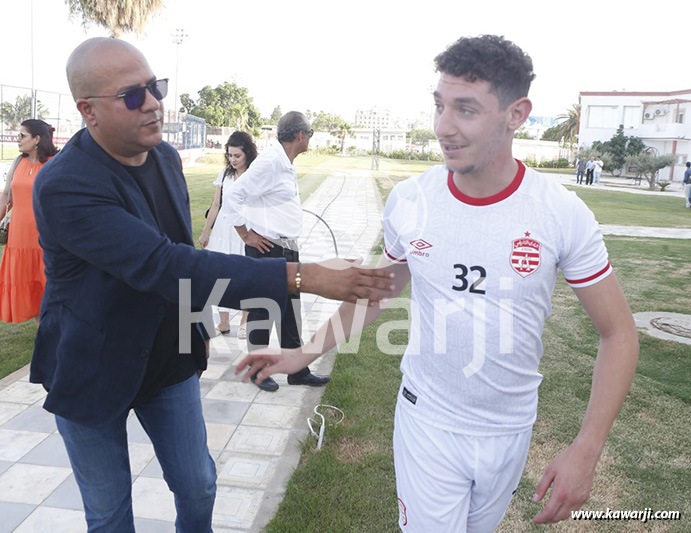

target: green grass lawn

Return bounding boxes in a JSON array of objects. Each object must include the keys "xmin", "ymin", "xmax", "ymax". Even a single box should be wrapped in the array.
[{"xmin": 565, "ymin": 186, "xmax": 691, "ymax": 229}]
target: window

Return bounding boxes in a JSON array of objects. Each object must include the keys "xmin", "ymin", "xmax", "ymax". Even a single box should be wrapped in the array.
[
  {"xmin": 677, "ymin": 111, "xmax": 685, "ymax": 124},
  {"xmin": 588, "ymin": 106, "xmax": 618, "ymax": 128},
  {"xmin": 623, "ymin": 106, "xmax": 641, "ymax": 129}
]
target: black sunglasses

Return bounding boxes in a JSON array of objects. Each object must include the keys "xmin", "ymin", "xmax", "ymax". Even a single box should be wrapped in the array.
[{"xmin": 86, "ymin": 78, "xmax": 169, "ymax": 110}]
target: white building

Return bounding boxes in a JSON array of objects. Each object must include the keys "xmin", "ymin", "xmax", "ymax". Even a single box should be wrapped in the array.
[
  {"xmin": 512, "ymin": 139, "xmax": 568, "ymax": 163},
  {"xmin": 354, "ymin": 107, "xmax": 392, "ymax": 129},
  {"xmin": 348, "ymin": 128, "xmax": 407, "ymax": 153},
  {"xmin": 579, "ymin": 89, "xmax": 691, "ymax": 181}
]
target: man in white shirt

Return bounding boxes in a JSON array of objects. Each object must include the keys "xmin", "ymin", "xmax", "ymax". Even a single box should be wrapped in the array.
[
  {"xmin": 585, "ymin": 157, "xmax": 595, "ymax": 185},
  {"xmin": 593, "ymin": 156, "xmax": 604, "ymax": 185},
  {"xmin": 226, "ymin": 111, "xmax": 330, "ymax": 391},
  {"xmin": 236, "ymin": 35, "xmax": 639, "ymax": 531}
]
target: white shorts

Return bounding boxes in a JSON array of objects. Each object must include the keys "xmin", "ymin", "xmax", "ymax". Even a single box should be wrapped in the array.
[{"xmin": 393, "ymin": 397, "xmax": 532, "ymax": 532}]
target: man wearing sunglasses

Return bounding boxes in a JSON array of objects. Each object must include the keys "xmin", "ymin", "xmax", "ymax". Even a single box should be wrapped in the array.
[
  {"xmin": 30, "ymin": 37, "xmax": 394, "ymax": 533},
  {"xmin": 225, "ymin": 111, "xmax": 326, "ymax": 392}
]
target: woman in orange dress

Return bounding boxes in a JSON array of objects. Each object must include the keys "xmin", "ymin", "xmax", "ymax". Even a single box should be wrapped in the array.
[{"xmin": 0, "ymin": 119, "xmax": 59, "ymax": 323}]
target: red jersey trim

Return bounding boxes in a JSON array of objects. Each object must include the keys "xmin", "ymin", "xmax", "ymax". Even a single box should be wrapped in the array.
[
  {"xmin": 565, "ymin": 262, "xmax": 611, "ymax": 285},
  {"xmin": 447, "ymin": 160, "xmax": 526, "ymax": 206},
  {"xmin": 385, "ymin": 248, "xmax": 407, "ymax": 263}
]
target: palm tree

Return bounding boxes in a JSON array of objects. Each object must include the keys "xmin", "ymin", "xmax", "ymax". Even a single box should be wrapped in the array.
[
  {"xmin": 333, "ymin": 121, "xmax": 352, "ymax": 154},
  {"xmin": 0, "ymin": 96, "xmax": 48, "ymax": 130},
  {"xmin": 554, "ymin": 103, "xmax": 581, "ymax": 148},
  {"xmin": 66, "ymin": 0, "xmax": 165, "ymax": 37}
]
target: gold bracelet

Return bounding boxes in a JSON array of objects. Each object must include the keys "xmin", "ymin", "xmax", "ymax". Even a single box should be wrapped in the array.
[{"xmin": 295, "ymin": 262, "xmax": 301, "ymax": 295}]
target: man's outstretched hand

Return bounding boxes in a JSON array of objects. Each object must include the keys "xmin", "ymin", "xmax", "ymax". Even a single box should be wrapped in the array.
[
  {"xmin": 235, "ymin": 348, "xmax": 306, "ymax": 384},
  {"xmin": 299, "ymin": 258, "xmax": 395, "ymax": 304}
]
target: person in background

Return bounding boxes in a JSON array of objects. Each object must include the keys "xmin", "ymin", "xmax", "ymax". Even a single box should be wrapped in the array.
[
  {"xmin": 585, "ymin": 156, "xmax": 595, "ymax": 185},
  {"xmin": 0, "ymin": 119, "xmax": 59, "ymax": 323},
  {"xmin": 226, "ymin": 111, "xmax": 330, "ymax": 392},
  {"xmin": 593, "ymin": 155, "xmax": 603, "ymax": 185},
  {"xmin": 683, "ymin": 161, "xmax": 691, "ymax": 209},
  {"xmin": 199, "ymin": 131, "xmax": 255, "ymax": 338},
  {"xmin": 575, "ymin": 156, "xmax": 586, "ymax": 184}
]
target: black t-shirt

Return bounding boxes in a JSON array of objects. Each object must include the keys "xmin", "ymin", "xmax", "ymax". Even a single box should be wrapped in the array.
[{"xmin": 124, "ymin": 154, "xmax": 197, "ymax": 406}]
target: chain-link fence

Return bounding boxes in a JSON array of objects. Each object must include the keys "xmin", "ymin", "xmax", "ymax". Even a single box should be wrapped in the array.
[
  {"xmin": 1, "ymin": 85, "xmax": 205, "ymax": 159},
  {"xmin": 0, "ymin": 85, "xmax": 83, "ymax": 160},
  {"xmin": 163, "ymin": 110, "xmax": 205, "ymax": 150}
]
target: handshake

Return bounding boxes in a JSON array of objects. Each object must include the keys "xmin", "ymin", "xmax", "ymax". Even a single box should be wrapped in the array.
[{"xmin": 286, "ymin": 257, "xmax": 395, "ymax": 304}]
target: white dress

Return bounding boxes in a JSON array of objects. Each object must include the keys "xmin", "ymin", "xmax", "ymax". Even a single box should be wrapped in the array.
[
  {"xmin": 207, "ymin": 169, "xmax": 245, "ymax": 313},
  {"xmin": 207, "ymin": 169, "xmax": 245, "ymax": 256}
]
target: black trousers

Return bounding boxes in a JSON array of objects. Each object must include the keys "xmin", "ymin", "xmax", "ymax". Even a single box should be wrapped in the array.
[{"xmin": 245, "ymin": 243, "xmax": 309, "ymax": 379}]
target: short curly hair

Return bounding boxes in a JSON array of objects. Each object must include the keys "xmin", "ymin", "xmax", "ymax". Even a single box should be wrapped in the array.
[{"xmin": 434, "ymin": 35, "xmax": 535, "ymax": 109}]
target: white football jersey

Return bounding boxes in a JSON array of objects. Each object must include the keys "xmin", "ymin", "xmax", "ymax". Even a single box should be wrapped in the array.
[{"xmin": 384, "ymin": 162, "xmax": 611, "ymax": 436}]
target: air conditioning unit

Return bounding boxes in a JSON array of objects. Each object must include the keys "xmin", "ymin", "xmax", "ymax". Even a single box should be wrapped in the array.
[
  {"xmin": 644, "ymin": 112, "xmax": 653, "ymax": 119},
  {"xmin": 654, "ymin": 108, "xmax": 668, "ymax": 116}
]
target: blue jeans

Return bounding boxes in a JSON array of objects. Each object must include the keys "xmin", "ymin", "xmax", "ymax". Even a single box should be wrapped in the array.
[{"xmin": 56, "ymin": 375, "xmax": 216, "ymax": 532}]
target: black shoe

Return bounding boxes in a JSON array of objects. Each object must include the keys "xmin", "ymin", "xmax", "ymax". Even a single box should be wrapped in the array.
[
  {"xmin": 287, "ymin": 373, "xmax": 331, "ymax": 387},
  {"xmin": 251, "ymin": 375, "xmax": 279, "ymax": 392}
]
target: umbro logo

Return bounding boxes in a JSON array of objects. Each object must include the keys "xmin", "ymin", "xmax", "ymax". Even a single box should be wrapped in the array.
[{"xmin": 410, "ymin": 239, "xmax": 433, "ymax": 250}]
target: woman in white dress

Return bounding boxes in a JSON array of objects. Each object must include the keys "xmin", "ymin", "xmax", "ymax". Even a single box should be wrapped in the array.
[{"xmin": 199, "ymin": 131, "xmax": 258, "ymax": 338}]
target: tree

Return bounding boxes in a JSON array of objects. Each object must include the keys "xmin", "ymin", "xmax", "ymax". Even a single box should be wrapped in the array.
[
  {"xmin": 541, "ymin": 125, "xmax": 561, "ymax": 142},
  {"xmin": 311, "ymin": 112, "xmax": 352, "ymax": 153},
  {"xmin": 182, "ymin": 82, "xmax": 262, "ymax": 134},
  {"xmin": 592, "ymin": 125, "xmax": 645, "ymax": 174},
  {"xmin": 269, "ymin": 106, "xmax": 282, "ymax": 124},
  {"xmin": 514, "ymin": 128, "xmax": 532, "ymax": 140},
  {"xmin": 0, "ymin": 95, "xmax": 49, "ymax": 130},
  {"xmin": 179, "ymin": 93, "xmax": 195, "ymax": 114},
  {"xmin": 332, "ymin": 121, "xmax": 352, "ymax": 154},
  {"xmin": 407, "ymin": 129, "xmax": 436, "ymax": 152},
  {"xmin": 65, "ymin": 0, "xmax": 165, "ymax": 38},
  {"xmin": 312, "ymin": 112, "xmax": 344, "ymax": 132},
  {"xmin": 625, "ymin": 153, "xmax": 676, "ymax": 190},
  {"xmin": 553, "ymin": 103, "xmax": 580, "ymax": 147}
]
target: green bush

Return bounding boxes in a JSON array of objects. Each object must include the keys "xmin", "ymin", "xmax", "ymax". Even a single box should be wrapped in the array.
[
  {"xmin": 379, "ymin": 150, "xmax": 443, "ymax": 162},
  {"xmin": 536, "ymin": 158, "xmax": 570, "ymax": 169}
]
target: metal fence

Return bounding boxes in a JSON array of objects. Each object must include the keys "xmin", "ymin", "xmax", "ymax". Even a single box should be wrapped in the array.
[
  {"xmin": 0, "ymin": 85, "xmax": 82, "ymax": 159},
  {"xmin": 1, "ymin": 84, "xmax": 205, "ymax": 158}
]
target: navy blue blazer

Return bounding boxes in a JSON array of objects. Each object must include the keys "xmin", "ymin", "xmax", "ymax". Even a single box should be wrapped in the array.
[{"xmin": 31, "ymin": 129, "xmax": 287, "ymax": 425}]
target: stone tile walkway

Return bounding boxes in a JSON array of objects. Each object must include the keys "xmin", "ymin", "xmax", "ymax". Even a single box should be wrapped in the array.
[{"xmin": 0, "ymin": 170, "xmax": 383, "ymax": 532}]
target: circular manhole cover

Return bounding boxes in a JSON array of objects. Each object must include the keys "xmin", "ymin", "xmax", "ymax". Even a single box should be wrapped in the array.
[
  {"xmin": 633, "ymin": 312, "xmax": 691, "ymax": 345},
  {"xmin": 650, "ymin": 316, "xmax": 691, "ymax": 339}
]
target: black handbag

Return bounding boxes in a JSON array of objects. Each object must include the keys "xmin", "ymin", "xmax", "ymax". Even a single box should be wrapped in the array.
[{"xmin": 0, "ymin": 156, "xmax": 22, "ymax": 245}]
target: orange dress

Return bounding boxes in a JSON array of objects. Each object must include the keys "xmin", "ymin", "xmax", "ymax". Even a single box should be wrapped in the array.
[{"xmin": 0, "ymin": 157, "xmax": 47, "ymax": 322}]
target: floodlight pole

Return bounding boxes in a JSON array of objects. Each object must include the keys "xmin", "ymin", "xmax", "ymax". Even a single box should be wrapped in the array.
[
  {"xmin": 30, "ymin": 0, "xmax": 36, "ymax": 119},
  {"xmin": 172, "ymin": 29, "xmax": 187, "ymax": 125}
]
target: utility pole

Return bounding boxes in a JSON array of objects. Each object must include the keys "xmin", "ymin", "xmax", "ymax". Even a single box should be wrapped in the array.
[
  {"xmin": 30, "ymin": 0, "xmax": 36, "ymax": 119},
  {"xmin": 171, "ymin": 28, "xmax": 188, "ymax": 145},
  {"xmin": 371, "ymin": 128, "xmax": 380, "ymax": 171}
]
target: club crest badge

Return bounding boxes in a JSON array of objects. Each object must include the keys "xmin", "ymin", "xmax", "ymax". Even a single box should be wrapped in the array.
[{"xmin": 510, "ymin": 234, "xmax": 541, "ymax": 277}]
